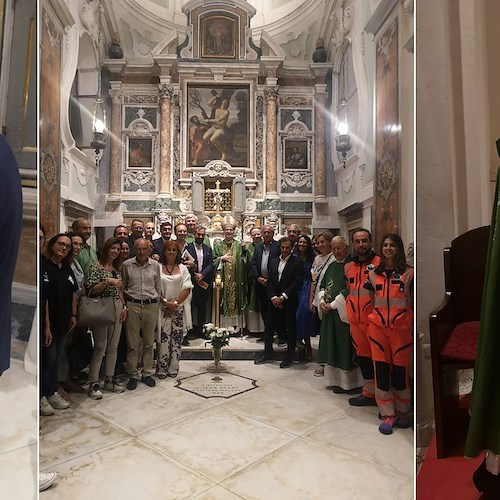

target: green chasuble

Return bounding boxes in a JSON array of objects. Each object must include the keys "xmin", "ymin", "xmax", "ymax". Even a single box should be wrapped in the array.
[
  {"xmin": 213, "ymin": 238, "xmax": 248, "ymax": 317},
  {"xmin": 317, "ymin": 257, "xmax": 357, "ymax": 371},
  {"xmin": 465, "ymin": 168, "xmax": 500, "ymax": 457}
]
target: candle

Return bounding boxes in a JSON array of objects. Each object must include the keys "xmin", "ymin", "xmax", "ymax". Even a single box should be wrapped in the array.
[{"xmin": 215, "ymin": 273, "xmax": 222, "ymax": 287}]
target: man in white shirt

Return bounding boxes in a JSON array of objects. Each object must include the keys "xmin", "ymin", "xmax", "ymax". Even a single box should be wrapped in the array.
[
  {"xmin": 254, "ymin": 237, "xmax": 304, "ymax": 368},
  {"xmin": 186, "ymin": 225, "xmax": 214, "ymax": 338}
]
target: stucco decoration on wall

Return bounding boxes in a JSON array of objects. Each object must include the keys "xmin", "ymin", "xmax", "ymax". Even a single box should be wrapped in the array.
[
  {"xmin": 78, "ymin": 0, "xmax": 100, "ymax": 45},
  {"xmin": 43, "ymin": 11, "xmax": 61, "ymax": 48},
  {"xmin": 133, "ymin": 29, "xmax": 158, "ymax": 56},
  {"xmin": 265, "ymin": 213, "xmax": 281, "ymax": 233},
  {"xmin": 124, "ymin": 95, "xmax": 158, "ymax": 104},
  {"xmin": 340, "ymin": 168, "xmax": 355, "ymax": 193},
  {"xmin": 72, "ymin": 161, "xmax": 89, "ymax": 187},
  {"xmin": 401, "ymin": 0, "xmax": 414, "ymax": 16},
  {"xmin": 279, "ymin": 96, "xmax": 312, "ymax": 107},
  {"xmin": 330, "ymin": 2, "xmax": 353, "ymax": 55},
  {"xmin": 41, "ymin": 149, "xmax": 58, "ymax": 190},
  {"xmin": 179, "ymin": 28, "xmax": 193, "ymax": 59},
  {"xmin": 280, "ymin": 27, "xmax": 311, "ymax": 60},
  {"xmin": 245, "ymin": 198, "xmax": 257, "ymax": 213}
]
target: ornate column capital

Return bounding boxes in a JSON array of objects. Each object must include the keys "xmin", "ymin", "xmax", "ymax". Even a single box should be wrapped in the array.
[
  {"xmin": 108, "ymin": 89, "xmax": 122, "ymax": 104},
  {"xmin": 159, "ymin": 84, "xmax": 174, "ymax": 100},
  {"xmin": 264, "ymin": 86, "xmax": 279, "ymax": 101},
  {"xmin": 314, "ymin": 91, "xmax": 328, "ymax": 105}
]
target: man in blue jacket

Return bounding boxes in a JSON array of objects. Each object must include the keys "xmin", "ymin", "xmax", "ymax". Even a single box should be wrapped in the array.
[{"xmin": 0, "ymin": 135, "xmax": 22, "ymax": 376}]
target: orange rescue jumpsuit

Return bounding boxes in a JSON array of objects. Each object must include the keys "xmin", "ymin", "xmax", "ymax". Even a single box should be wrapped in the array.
[
  {"xmin": 344, "ymin": 253, "xmax": 380, "ymax": 398},
  {"xmin": 365, "ymin": 267, "xmax": 414, "ymax": 417}
]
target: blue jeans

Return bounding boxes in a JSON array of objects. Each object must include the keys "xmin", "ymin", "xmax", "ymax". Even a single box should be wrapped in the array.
[{"xmin": 41, "ymin": 331, "xmax": 66, "ymax": 397}]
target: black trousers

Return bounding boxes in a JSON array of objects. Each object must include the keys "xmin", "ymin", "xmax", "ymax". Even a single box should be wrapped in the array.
[
  {"xmin": 263, "ymin": 300, "xmax": 297, "ymax": 358},
  {"xmin": 192, "ymin": 285, "xmax": 210, "ymax": 333}
]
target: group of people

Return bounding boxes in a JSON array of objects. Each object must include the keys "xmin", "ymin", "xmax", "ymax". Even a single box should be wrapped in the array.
[
  {"xmin": 39, "ymin": 214, "xmax": 413, "ymax": 435},
  {"xmin": 253, "ymin": 227, "xmax": 414, "ymax": 435}
]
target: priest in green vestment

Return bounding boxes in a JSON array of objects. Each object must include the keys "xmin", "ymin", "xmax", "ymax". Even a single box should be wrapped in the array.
[
  {"xmin": 465, "ymin": 167, "xmax": 500, "ymax": 497},
  {"xmin": 317, "ymin": 236, "xmax": 363, "ymax": 392},
  {"xmin": 213, "ymin": 218, "xmax": 248, "ymax": 330}
]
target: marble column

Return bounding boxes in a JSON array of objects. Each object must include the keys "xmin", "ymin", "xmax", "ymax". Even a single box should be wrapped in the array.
[
  {"xmin": 264, "ymin": 86, "xmax": 279, "ymax": 196},
  {"xmin": 159, "ymin": 84, "xmax": 173, "ymax": 195},
  {"xmin": 314, "ymin": 88, "xmax": 328, "ymax": 201},
  {"xmin": 109, "ymin": 89, "xmax": 122, "ymax": 197}
]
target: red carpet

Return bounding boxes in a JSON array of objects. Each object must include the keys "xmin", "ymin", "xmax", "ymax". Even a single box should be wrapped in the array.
[{"xmin": 417, "ymin": 435, "xmax": 483, "ymax": 499}]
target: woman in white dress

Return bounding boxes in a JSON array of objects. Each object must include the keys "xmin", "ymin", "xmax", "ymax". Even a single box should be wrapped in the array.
[{"xmin": 157, "ymin": 240, "xmax": 193, "ymax": 378}]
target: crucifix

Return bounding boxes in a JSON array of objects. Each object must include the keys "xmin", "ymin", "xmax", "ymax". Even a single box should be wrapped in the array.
[{"xmin": 206, "ymin": 179, "xmax": 231, "ymax": 213}]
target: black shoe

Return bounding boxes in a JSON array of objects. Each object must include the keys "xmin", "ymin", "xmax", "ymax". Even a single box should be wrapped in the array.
[
  {"xmin": 141, "ymin": 375, "xmax": 156, "ymax": 387},
  {"xmin": 348, "ymin": 394, "xmax": 377, "ymax": 407},
  {"xmin": 256, "ymin": 336, "xmax": 265, "ymax": 342},
  {"xmin": 277, "ymin": 338, "xmax": 287, "ymax": 346},
  {"xmin": 332, "ymin": 386, "xmax": 363, "ymax": 395},
  {"xmin": 280, "ymin": 358, "xmax": 293, "ymax": 369},
  {"xmin": 127, "ymin": 378, "xmax": 138, "ymax": 390},
  {"xmin": 254, "ymin": 354, "xmax": 273, "ymax": 365},
  {"xmin": 182, "ymin": 338, "xmax": 190, "ymax": 346}
]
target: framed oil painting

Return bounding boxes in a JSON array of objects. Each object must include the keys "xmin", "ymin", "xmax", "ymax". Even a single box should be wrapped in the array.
[
  {"xmin": 283, "ymin": 140, "xmax": 308, "ymax": 170},
  {"xmin": 128, "ymin": 138, "xmax": 152, "ymax": 168},
  {"xmin": 201, "ymin": 15, "xmax": 237, "ymax": 59},
  {"xmin": 187, "ymin": 83, "xmax": 249, "ymax": 168}
]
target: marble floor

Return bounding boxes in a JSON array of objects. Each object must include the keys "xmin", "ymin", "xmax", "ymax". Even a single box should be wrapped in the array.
[
  {"xmin": 40, "ymin": 359, "xmax": 415, "ymax": 499},
  {"xmin": 0, "ymin": 358, "xmax": 37, "ymax": 499}
]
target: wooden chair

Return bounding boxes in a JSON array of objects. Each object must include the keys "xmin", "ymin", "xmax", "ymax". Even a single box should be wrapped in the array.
[{"xmin": 429, "ymin": 225, "xmax": 490, "ymax": 458}]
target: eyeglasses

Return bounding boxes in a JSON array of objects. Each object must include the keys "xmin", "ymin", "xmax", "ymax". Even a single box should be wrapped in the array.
[
  {"xmin": 56, "ymin": 242, "xmax": 71, "ymax": 249},
  {"xmin": 72, "ymin": 242, "xmax": 83, "ymax": 248}
]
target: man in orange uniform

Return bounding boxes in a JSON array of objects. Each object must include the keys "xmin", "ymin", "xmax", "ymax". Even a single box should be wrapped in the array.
[{"xmin": 344, "ymin": 229, "xmax": 380, "ymax": 406}]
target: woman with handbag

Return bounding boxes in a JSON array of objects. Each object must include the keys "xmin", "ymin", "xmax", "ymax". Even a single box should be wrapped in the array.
[
  {"xmin": 40, "ymin": 233, "xmax": 78, "ymax": 416},
  {"xmin": 156, "ymin": 240, "xmax": 193, "ymax": 378},
  {"xmin": 86, "ymin": 237, "xmax": 128, "ymax": 399}
]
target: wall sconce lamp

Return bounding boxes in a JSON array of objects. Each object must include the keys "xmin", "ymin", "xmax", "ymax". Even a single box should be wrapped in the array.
[
  {"xmin": 336, "ymin": 99, "xmax": 351, "ymax": 167},
  {"xmin": 90, "ymin": 96, "xmax": 107, "ymax": 165}
]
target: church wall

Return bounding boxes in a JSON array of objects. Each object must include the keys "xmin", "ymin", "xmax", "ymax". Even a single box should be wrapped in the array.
[
  {"xmin": 416, "ymin": 0, "xmax": 494, "ymax": 446},
  {"xmin": 40, "ymin": 2, "xmax": 64, "ymax": 239}
]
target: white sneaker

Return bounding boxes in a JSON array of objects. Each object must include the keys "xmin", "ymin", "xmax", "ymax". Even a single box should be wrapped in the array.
[
  {"xmin": 40, "ymin": 396, "xmax": 54, "ymax": 416},
  {"xmin": 103, "ymin": 380, "xmax": 124, "ymax": 393},
  {"xmin": 39, "ymin": 472, "xmax": 57, "ymax": 492},
  {"xmin": 47, "ymin": 392, "xmax": 70, "ymax": 409},
  {"xmin": 88, "ymin": 383, "xmax": 103, "ymax": 400}
]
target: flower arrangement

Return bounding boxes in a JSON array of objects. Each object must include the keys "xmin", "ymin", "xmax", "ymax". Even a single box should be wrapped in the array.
[{"xmin": 202, "ymin": 323, "xmax": 232, "ymax": 350}]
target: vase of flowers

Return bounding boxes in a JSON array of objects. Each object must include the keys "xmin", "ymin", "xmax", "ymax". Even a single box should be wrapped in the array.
[{"xmin": 203, "ymin": 323, "xmax": 231, "ymax": 372}]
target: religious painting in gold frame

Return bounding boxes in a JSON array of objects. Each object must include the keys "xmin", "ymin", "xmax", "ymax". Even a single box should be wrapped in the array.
[
  {"xmin": 187, "ymin": 83, "xmax": 250, "ymax": 168},
  {"xmin": 200, "ymin": 15, "xmax": 237, "ymax": 59}
]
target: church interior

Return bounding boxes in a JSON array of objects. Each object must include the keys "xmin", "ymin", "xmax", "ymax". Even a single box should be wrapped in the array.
[{"xmin": 0, "ymin": 0, "xmax": 417, "ymax": 497}]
